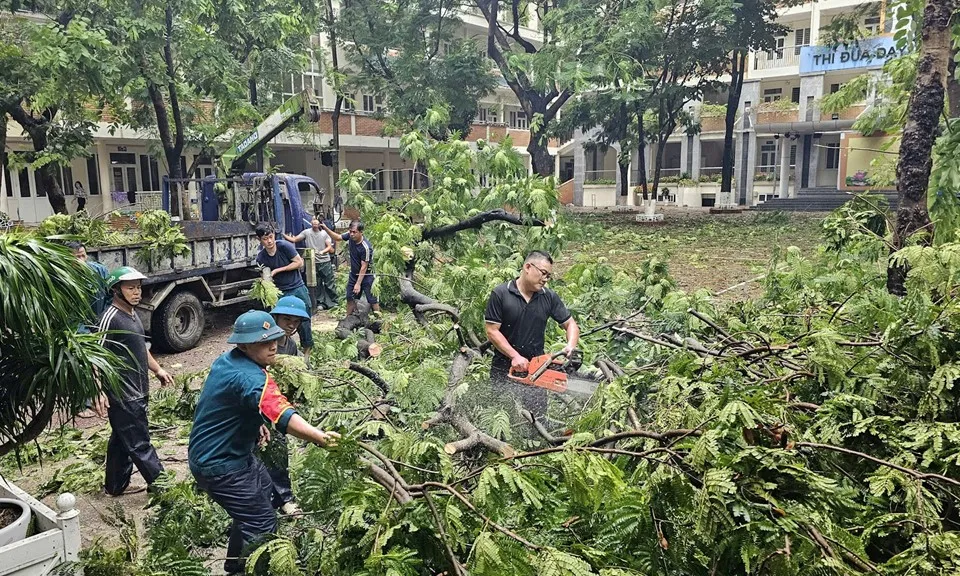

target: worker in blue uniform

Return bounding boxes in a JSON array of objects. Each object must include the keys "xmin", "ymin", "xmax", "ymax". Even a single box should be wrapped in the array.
[{"xmin": 188, "ymin": 310, "xmax": 340, "ymax": 574}]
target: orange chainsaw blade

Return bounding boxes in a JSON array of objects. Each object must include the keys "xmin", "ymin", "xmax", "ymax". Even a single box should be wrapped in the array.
[{"xmin": 507, "ymin": 354, "xmax": 569, "ymax": 393}]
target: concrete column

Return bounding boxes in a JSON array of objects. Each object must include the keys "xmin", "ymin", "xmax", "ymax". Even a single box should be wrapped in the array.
[
  {"xmin": 799, "ymin": 73, "xmax": 825, "ymax": 122},
  {"xmin": 383, "ymin": 151, "xmax": 391, "ymax": 197},
  {"xmin": 56, "ymin": 493, "xmax": 82, "ymax": 562},
  {"xmin": 691, "ymin": 134, "xmax": 702, "ymax": 179},
  {"xmin": 809, "ymin": 134, "xmax": 821, "ymax": 188},
  {"xmin": 779, "ymin": 138, "xmax": 791, "ymax": 198},
  {"xmin": 573, "ymin": 129, "xmax": 585, "ymax": 206},
  {"xmin": 96, "ymin": 141, "xmax": 114, "ymax": 212},
  {"xmin": 734, "ymin": 80, "xmax": 761, "ymax": 206},
  {"xmin": 0, "ymin": 162, "xmax": 7, "ymax": 217},
  {"xmin": 680, "ymin": 135, "xmax": 691, "ymax": 178},
  {"xmin": 809, "ymin": 6, "xmax": 822, "ymax": 46}
]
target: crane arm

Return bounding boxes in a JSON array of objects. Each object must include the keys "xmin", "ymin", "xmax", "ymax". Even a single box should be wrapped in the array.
[{"xmin": 221, "ymin": 91, "xmax": 321, "ymax": 175}]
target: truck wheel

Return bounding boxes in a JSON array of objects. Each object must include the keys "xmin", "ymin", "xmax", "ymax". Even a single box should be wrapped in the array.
[{"xmin": 154, "ymin": 290, "xmax": 205, "ymax": 352}]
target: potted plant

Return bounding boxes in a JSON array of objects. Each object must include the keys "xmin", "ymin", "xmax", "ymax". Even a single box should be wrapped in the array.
[
  {"xmin": 0, "ymin": 498, "xmax": 30, "ymax": 548},
  {"xmin": 0, "ymin": 233, "xmax": 121, "ymax": 571}
]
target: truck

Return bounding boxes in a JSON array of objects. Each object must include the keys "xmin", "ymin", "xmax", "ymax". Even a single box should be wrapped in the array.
[{"xmin": 88, "ymin": 92, "xmax": 335, "ymax": 352}]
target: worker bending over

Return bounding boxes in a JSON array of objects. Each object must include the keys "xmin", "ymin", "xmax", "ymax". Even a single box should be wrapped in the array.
[{"xmin": 188, "ymin": 310, "xmax": 339, "ymax": 574}]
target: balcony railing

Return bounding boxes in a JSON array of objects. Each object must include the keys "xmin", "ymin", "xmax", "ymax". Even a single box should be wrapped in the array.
[
  {"xmin": 753, "ymin": 47, "xmax": 806, "ymax": 71},
  {"xmin": 584, "ymin": 170, "xmax": 618, "ymax": 184}
]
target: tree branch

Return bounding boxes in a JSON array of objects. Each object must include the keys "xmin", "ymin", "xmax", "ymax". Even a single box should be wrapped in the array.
[
  {"xmin": 421, "ymin": 209, "xmax": 545, "ymax": 240},
  {"xmin": 795, "ymin": 442, "xmax": 960, "ymax": 488},
  {"xmin": 348, "ymin": 362, "xmax": 390, "ymax": 394}
]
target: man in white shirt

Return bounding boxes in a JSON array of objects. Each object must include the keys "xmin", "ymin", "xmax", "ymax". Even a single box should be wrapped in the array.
[{"xmin": 283, "ymin": 218, "xmax": 338, "ymax": 310}]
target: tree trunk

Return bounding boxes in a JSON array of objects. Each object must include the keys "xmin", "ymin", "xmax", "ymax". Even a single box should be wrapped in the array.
[
  {"xmin": 948, "ymin": 48, "xmax": 960, "ymax": 118},
  {"xmin": 721, "ymin": 50, "xmax": 746, "ymax": 195},
  {"xmin": 635, "ymin": 107, "xmax": 649, "ymax": 202},
  {"xmin": 28, "ymin": 126, "xmax": 66, "ymax": 214},
  {"xmin": 887, "ymin": 0, "xmax": 956, "ymax": 295},
  {"xmin": 0, "ymin": 114, "xmax": 6, "ymax": 214},
  {"xmin": 618, "ymin": 160, "xmax": 629, "ymax": 199},
  {"xmin": 326, "ymin": 0, "xmax": 343, "ymax": 217},
  {"xmin": 5, "ymin": 105, "xmax": 67, "ymax": 214},
  {"xmin": 249, "ymin": 76, "xmax": 264, "ymax": 172},
  {"xmin": 527, "ymin": 138, "xmax": 553, "ymax": 177}
]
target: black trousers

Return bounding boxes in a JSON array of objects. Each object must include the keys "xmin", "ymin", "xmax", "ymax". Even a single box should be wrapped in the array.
[
  {"xmin": 194, "ymin": 459, "xmax": 277, "ymax": 574},
  {"xmin": 104, "ymin": 397, "xmax": 164, "ymax": 495},
  {"xmin": 490, "ymin": 366, "xmax": 548, "ymax": 419}
]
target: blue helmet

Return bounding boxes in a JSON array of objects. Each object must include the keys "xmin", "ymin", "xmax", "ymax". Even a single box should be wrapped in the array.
[
  {"xmin": 270, "ymin": 295, "xmax": 311, "ymax": 320},
  {"xmin": 227, "ymin": 310, "xmax": 286, "ymax": 344}
]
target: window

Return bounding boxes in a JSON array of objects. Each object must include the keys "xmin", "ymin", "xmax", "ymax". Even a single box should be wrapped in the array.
[
  {"xmin": 763, "ymin": 88, "xmax": 782, "ymax": 103},
  {"xmin": 791, "ymin": 87, "xmax": 801, "ymax": 103},
  {"xmin": 140, "ymin": 155, "xmax": 161, "ymax": 191},
  {"xmin": 110, "ymin": 152, "xmax": 136, "ymax": 165},
  {"xmin": 825, "ymin": 143, "xmax": 840, "ymax": 170},
  {"xmin": 830, "ymin": 83, "xmax": 841, "ymax": 94},
  {"xmin": 364, "ymin": 169, "xmax": 384, "ymax": 192},
  {"xmin": 789, "ymin": 144, "xmax": 797, "ymax": 167},
  {"xmin": 768, "ymin": 36, "xmax": 785, "ymax": 60},
  {"xmin": 87, "ymin": 155, "xmax": 100, "ymax": 195},
  {"xmin": 281, "ymin": 49, "xmax": 323, "ymax": 101},
  {"xmin": 343, "ymin": 95, "xmax": 355, "ymax": 112},
  {"xmin": 391, "ymin": 170, "xmax": 405, "ymax": 192},
  {"xmin": 794, "ymin": 28, "xmax": 811, "ymax": 55},
  {"xmin": 509, "ymin": 110, "xmax": 528, "ymax": 129},
  {"xmin": 864, "ymin": 15, "xmax": 881, "ymax": 35},
  {"xmin": 56, "ymin": 165, "xmax": 74, "ymax": 195},
  {"xmin": 759, "ymin": 141, "xmax": 777, "ymax": 171},
  {"xmin": 478, "ymin": 106, "xmax": 499, "ymax": 124},
  {"xmin": 18, "ymin": 169, "xmax": 31, "ymax": 197},
  {"xmin": 362, "ymin": 94, "xmax": 375, "ymax": 113}
]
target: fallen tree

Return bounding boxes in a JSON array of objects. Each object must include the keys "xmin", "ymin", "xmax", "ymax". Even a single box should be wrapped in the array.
[{"xmin": 57, "ymin": 135, "xmax": 960, "ymax": 576}]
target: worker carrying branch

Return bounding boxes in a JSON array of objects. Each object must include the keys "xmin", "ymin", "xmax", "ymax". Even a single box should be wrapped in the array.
[
  {"xmin": 484, "ymin": 250, "xmax": 580, "ymax": 420},
  {"xmin": 188, "ymin": 310, "xmax": 340, "ymax": 575}
]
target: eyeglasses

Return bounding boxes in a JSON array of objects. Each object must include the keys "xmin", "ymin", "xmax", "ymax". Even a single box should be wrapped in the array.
[{"xmin": 529, "ymin": 263, "xmax": 552, "ymax": 280}]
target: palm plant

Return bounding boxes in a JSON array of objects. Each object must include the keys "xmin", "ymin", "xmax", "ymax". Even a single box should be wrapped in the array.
[{"xmin": 0, "ymin": 233, "xmax": 119, "ymax": 458}]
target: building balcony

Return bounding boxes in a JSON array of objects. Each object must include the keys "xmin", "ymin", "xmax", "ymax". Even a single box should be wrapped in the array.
[
  {"xmin": 753, "ymin": 48, "xmax": 806, "ymax": 72},
  {"xmin": 755, "ymin": 101, "xmax": 800, "ymax": 125}
]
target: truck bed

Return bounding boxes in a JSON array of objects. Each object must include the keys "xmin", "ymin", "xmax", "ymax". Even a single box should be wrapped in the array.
[{"xmin": 88, "ymin": 221, "xmax": 261, "ymax": 284}]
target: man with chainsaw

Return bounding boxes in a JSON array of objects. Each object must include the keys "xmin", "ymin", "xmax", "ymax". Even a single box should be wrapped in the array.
[
  {"xmin": 484, "ymin": 250, "xmax": 580, "ymax": 419},
  {"xmin": 189, "ymin": 310, "xmax": 340, "ymax": 575},
  {"xmin": 94, "ymin": 266, "xmax": 173, "ymax": 496}
]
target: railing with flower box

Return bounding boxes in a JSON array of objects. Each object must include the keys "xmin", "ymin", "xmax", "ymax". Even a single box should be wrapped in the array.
[{"xmin": 755, "ymin": 100, "xmax": 800, "ymax": 124}]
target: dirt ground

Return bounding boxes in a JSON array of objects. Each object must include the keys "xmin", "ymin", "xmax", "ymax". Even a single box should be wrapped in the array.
[
  {"xmin": 3, "ymin": 209, "xmax": 825, "ymax": 569},
  {"xmin": 2, "ymin": 306, "xmax": 341, "ymax": 571}
]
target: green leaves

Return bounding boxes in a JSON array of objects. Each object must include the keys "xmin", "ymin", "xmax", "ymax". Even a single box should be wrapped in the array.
[{"xmin": 536, "ymin": 547, "xmax": 597, "ymax": 576}]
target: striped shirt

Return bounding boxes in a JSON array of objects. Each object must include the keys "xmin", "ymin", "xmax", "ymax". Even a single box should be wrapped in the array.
[{"xmin": 97, "ymin": 303, "xmax": 150, "ymax": 401}]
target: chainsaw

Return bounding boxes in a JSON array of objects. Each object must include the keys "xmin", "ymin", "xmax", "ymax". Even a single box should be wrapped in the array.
[{"xmin": 507, "ymin": 350, "xmax": 601, "ymax": 396}]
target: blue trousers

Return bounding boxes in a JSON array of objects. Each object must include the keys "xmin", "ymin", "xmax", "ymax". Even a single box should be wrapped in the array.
[{"xmin": 194, "ymin": 458, "xmax": 277, "ymax": 574}]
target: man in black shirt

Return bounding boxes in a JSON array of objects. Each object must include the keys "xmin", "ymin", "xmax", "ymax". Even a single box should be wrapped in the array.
[
  {"xmin": 484, "ymin": 250, "xmax": 580, "ymax": 418},
  {"xmin": 95, "ymin": 266, "xmax": 173, "ymax": 495}
]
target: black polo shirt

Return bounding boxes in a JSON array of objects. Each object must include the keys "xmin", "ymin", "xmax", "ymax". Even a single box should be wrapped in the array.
[{"xmin": 484, "ymin": 279, "xmax": 571, "ymax": 372}]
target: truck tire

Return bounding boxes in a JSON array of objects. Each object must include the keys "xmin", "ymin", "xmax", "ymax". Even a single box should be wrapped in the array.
[{"xmin": 153, "ymin": 290, "xmax": 205, "ymax": 352}]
